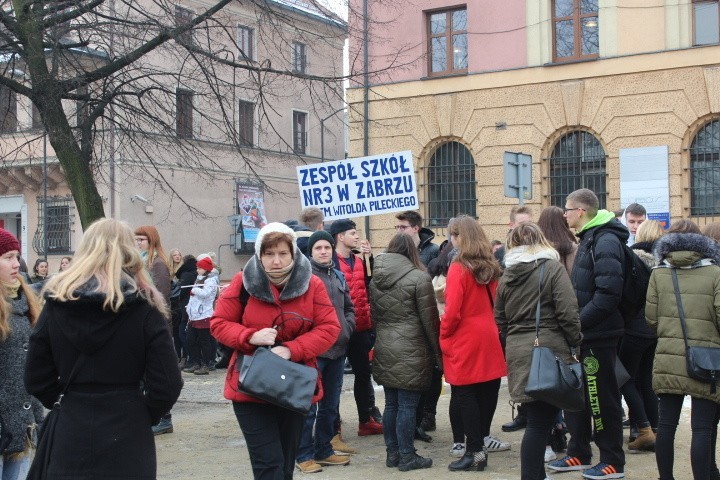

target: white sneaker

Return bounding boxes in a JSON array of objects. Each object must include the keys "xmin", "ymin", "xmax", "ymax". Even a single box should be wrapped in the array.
[
  {"xmin": 544, "ymin": 445, "xmax": 557, "ymax": 463},
  {"xmin": 484, "ymin": 435, "xmax": 511, "ymax": 452},
  {"xmin": 450, "ymin": 442, "xmax": 465, "ymax": 457}
]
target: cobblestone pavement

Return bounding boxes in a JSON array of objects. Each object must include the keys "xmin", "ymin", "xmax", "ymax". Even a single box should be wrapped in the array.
[{"xmin": 156, "ymin": 370, "xmax": 692, "ymax": 480}]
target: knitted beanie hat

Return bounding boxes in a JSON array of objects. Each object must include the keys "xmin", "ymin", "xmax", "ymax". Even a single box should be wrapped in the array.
[
  {"xmin": 328, "ymin": 218, "xmax": 356, "ymax": 237},
  {"xmin": 0, "ymin": 228, "xmax": 20, "ymax": 256},
  {"xmin": 196, "ymin": 257, "xmax": 214, "ymax": 272},
  {"xmin": 254, "ymin": 222, "xmax": 297, "ymax": 257},
  {"xmin": 307, "ymin": 230, "xmax": 335, "ymax": 254}
]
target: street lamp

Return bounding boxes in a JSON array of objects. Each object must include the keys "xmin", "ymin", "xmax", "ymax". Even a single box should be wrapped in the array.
[{"xmin": 320, "ymin": 107, "xmax": 346, "ymax": 162}]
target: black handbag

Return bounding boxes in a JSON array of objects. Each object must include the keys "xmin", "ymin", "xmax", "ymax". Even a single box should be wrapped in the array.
[
  {"xmin": 238, "ymin": 346, "xmax": 318, "ymax": 414},
  {"xmin": 671, "ymin": 268, "xmax": 720, "ymax": 393},
  {"xmin": 27, "ymin": 354, "xmax": 87, "ymax": 480},
  {"xmin": 524, "ymin": 263, "xmax": 585, "ymax": 412}
]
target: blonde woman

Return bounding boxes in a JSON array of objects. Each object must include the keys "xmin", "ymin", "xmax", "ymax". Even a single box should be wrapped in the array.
[
  {"xmin": 0, "ymin": 228, "xmax": 42, "ymax": 480},
  {"xmin": 25, "ymin": 219, "xmax": 183, "ymax": 479}
]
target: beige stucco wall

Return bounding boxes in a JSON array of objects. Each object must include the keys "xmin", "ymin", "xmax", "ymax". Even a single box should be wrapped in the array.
[{"xmin": 348, "ymin": 45, "xmax": 720, "ymax": 246}]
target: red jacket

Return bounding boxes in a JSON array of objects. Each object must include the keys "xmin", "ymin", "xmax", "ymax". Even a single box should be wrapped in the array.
[
  {"xmin": 210, "ymin": 255, "xmax": 340, "ymax": 404},
  {"xmin": 440, "ymin": 262, "xmax": 507, "ymax": 385},
  {"xmin": 337, "ymin": 254, "xmax": 372, "ymax": 331}
]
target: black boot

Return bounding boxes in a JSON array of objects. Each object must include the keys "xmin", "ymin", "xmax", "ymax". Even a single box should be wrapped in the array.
[
  {"xmin": 420, "ymin": 412, "xmax": 436, "ymax": 432},
  {"xmin": 501, "ymin": 403, "xmax": 527, "ymax": 432},
  {"xmin": 448, "ymin": 449, "xmax": 487, "ymax": 472},
  {"xmin": 414, "ymin": 426, "xmax": 432, "ymax": 443},
  {"xmin": 386, "ymin": 451, "xmax": 400, "ymax": 468},
  {"xmin": 398, "ymin": 451, "xmax": 432, "ymax": 472}
]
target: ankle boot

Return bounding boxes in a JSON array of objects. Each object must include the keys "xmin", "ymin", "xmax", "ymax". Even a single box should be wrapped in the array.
[
  {"xmin": 628, "ymin": 426, "xmax": 656, "ymax": 451},
  {"xmin": 448, "ymin": 449, "xmax": 487, "ymax": 471},
  {"xmin": 398, "ymin": 451, "xmax": 432, "ymax": 471},
  {"xmin": 386, "ymin": 451, "xmax": 399, "ymax": 468}
]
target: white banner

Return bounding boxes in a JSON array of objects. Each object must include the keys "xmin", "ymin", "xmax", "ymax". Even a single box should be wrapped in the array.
[
  {"xmin": 297, "ymin": 151, "xmax": 418, "ymax": 221},
  {"xmin": 619, "ymin": 146, "xmax": 670, "ymax": 228}
]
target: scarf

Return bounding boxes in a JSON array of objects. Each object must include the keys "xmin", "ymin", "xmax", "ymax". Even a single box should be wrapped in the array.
[
  {"xmin": 503, "ymin": 245, "xmax": 559, "ymax": 268},
  {"xmin": 2, "ymin": 278, "xmax": 21, "ymax": 299},
  {"xmin": 264, "ymin": 260, "xmax": 295, "ymax": 287}
]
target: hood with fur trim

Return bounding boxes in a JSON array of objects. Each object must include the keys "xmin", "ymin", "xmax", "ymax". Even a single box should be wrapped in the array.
[
  {"xmin": 242, "ymin": 248, "xmax": 312, "ymax": 303},
  {"xmin": 654, "ymin": 233, "xmax": 720, "ymax": 267}
]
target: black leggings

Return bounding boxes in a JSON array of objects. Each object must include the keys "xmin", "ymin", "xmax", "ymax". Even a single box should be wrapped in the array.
[
  {"xmin": 347, "ymin": 330, "xmax": 374, "ymax": 422},
  {"xmin": 656, "ymin": 393, "xmax": 719, "ymax": 480},
  {"xmin": 186, "ymin": 324, "xmax": 214, "ymax": 367},
  {"xmin": 619, "ymin": 335, "xmax": 658, "ymax": 428},
  {"xmin": 449, "ymin": 378, "xmax": 500, "ymax": 452},
  {"xmin": 522, "ymin": 401, "xmax": 559, "ymax": 480}
]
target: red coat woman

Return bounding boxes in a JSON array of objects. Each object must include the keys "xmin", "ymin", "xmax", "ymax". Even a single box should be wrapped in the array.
[{"xmin": 210, "ymin": 222, "xmax": 339, "ymax": 480}]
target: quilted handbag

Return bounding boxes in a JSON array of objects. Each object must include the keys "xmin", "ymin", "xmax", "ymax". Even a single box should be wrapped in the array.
[{"xmin": 238, "ymin": 346, "xmax": 318, "ymax": 414}]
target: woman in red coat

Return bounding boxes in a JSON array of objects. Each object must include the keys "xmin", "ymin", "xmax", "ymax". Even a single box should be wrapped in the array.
[
  {"xmin": 440, "ymin": 215, "xmax": 507, "ymax": 472},
  {"xmin": 210, "ymin": 222, "xmax": 340, "ymax": 480}
]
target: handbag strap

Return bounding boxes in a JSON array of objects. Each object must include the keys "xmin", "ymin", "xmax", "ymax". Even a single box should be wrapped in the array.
[
  {"xmin": 54, "ymin": 353, "xmax": 87, "ymax": 407},
  {"xmin": 670, "ymin": 268, "xmax": 692, "ymax": 352},
  {"xmin": 534, "ymin": 263, "xmax": 546, "ymax": 343}
]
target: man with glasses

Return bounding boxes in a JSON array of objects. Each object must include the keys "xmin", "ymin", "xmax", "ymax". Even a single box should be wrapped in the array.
[
  {"xmin": 395, "ymin": 211, "xmax": 439, "ymax": 267},
  {"xmin": 548, "ymin": 188, "xmax": 627, "ymax": 480}
]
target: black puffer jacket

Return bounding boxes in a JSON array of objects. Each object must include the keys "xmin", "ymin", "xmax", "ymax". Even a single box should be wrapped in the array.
[
  {"xmin": 419, "ymin": 227, "xmax": 440, "ymax": 267},
  {"xmin": 571, "ymin": 216, "xmax": 629, "ymax": 345},
  {"xmin": 627, "ymin": 240, "xmax": 657, "ymax": 339}
]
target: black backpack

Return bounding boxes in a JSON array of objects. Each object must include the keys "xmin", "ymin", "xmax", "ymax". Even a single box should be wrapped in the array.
[{"xmin": 592, "ymin": 232, "xmax": 652, "ymax": 325}]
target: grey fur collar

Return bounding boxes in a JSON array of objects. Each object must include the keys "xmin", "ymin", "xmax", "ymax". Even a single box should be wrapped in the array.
[
  {"xmin": 654, "ymin": 233, "xmax": 720, "ymax": 264},
  {"xmin": 242, "ymin": 248, "xmax": 312, "ymax": 303}
]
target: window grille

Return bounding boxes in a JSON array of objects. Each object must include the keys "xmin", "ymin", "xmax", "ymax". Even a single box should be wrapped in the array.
[
  {"xmin": 548, "ymin": 131, "xmax": 606, "ymax": 208},
  {"xmin": 33, "ymin": 196, "xmax": 74, "ymax": 255},
  {"xmin": 426, "ymin": 141, "xmax": 476, "ymax": 227},
  {"xmin": 690, "ymin": 119, "xmax": 720, "ymax": 216},
  {"xmin": 292, "ymin": 42, "xmax": 307, "ymax": 74}
]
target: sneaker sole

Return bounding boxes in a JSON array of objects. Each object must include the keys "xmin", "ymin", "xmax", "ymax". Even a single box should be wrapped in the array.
[
  {"xmin": 582, "ymin": 472, "xmax": 624, "ymax": 479},
  {"xmin": 486, "ymin": 446, "xmax": 511, "ymax": 452},
  {"xmin": 547, "ymin": 463, "xmax": 591, "ymax": 472}
]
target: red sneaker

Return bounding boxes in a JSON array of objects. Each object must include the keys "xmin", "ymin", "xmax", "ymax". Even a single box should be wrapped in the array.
[{"xmin": 358, "ymin": 419, "xmax": 383, "ymax": 436}]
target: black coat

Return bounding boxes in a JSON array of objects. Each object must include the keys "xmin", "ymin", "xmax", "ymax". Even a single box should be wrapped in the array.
[
  {"xmin": 176, "ymin": 258, "xmax": 198, "ymax": 309},
  {"xmin": 571, "ymin": 217, "xmax": 629, "ymax": 345},
  {"xmin": 24, "ymin": 284, "xmax": 183, "ymax": 479}
]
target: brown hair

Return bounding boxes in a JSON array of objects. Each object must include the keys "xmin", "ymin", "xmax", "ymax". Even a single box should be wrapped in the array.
[
  {"xmin": 506, "ymin": 223, "xmax": 556, "ymax": 252},
  {"xmin": 510, "ymin": 205, "xmax": 532, "ymax": 223},
  {"xmin": 300, "ymin": 207, "xmax": 324, "ymax": 230},
  {"xmin": 567, "ymin": 188, "xmax": 599, "ymax": 217},
  {"xmin": 260, "ymin": 232, "xmax": 295, "ymax": 257},
  {"xmin": 667, "ymin": 219, "xmax": 701, "ymax": 234},
  {"xmin": 134, "ymin": 225, "xmax": 168, "ymax": 266},
  {"xmin": 451, "ymin": 215, "xmax": 501, "ymax": 284},
  {"xmin": 386, "ymin": 233, "xmax": 426, "ymax": 271},
  {"xmin": 702, "ymin": 222, "xmax": 720, "ymax": 243},
  {"xmin": 537, "ymin": 206, "xmax": 577, "ymax": 258},
  {"xmin": 396, "ymin": 210, "xmax": 423, "ymax": 228},
  {"xmin": 625, "ymin": 203, "xmax": 647, "ymax": 217},
  {"xmin": 636, "ymin": 220, "xmax": 665, "ymax": 244}
]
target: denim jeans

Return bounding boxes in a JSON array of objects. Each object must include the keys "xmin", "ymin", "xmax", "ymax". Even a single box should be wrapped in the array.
[
  {"xmin": 0, "ymin": 453, "xmax": 31, "ymax": 480},
  {"xmin": 297, "ymin": 356, "xmax": 345, "ymax": 462},
  {"xmin": 383, "ymin": 387, "xmax": 421, "ymax": 455}
]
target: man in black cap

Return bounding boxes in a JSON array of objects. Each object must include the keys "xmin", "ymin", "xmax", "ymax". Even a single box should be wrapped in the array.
[{"xmin": 329, "ymin": 219, "xmax": 383, "ymax": 437}]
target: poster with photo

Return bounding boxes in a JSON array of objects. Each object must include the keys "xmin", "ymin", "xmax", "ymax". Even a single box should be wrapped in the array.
[{"xmin": 236, "ymin": 182, "xmax": 268, "ymax": 243}]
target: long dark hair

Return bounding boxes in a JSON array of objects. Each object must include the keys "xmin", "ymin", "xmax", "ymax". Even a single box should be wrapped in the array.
[
  {"xmin": 537, "ymin": 206, "xmax": 576, "ymax": 258},
  {"xmin": 387, "ymin": 233, "xmax": 426, "ymax": 271},
  {"xmin": 451, "ymin": 215, "xmax": 501, "ymax": 284}
]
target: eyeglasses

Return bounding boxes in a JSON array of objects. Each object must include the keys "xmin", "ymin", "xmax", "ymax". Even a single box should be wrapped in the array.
[
  {"xmin": 395, "ymin": 225, "xmax": 412, "ymax": 231},
  {"xmin": 135, "ymin": 237, "xmax": 149, "ymax": 244},
  {"xmin": 563, "ymin": 207, "xmax": 584, "ymax": 214}
]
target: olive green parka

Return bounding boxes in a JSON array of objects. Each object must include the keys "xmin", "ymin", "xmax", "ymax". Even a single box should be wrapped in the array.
[
  {"xmin": 369, "ymin": 253, "xmax": 441, "ymax": 391},
  {"xmin": 646, "ymin": 232, "xmax": 720, "ymax": 403}
]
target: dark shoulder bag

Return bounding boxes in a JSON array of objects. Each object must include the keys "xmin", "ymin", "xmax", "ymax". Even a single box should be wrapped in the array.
[
  {"xmin": 671, "ymin": 268, "xmax": 720, "ymax": 393},
  {"xmin": 524, "ymin": 263, "xmax": 586, "ymax": 412}
]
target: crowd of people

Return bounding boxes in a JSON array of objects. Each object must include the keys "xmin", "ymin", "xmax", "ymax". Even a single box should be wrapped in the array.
[{"xmin": 2, "ymin": 188, "xmax": 720, "ymax": 480}]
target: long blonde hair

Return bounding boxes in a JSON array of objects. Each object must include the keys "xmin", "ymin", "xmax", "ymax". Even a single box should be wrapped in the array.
[
  {"xmin": 43, "ymin": 219, "xmax": 168, "ymax": 316},
  {"xmin": 168, "ymin": 248, "xmax": 183, "ymax": 276},
  {"xmin": 0, "ymin": 277, "xmax": 41, "ymax": 341}
]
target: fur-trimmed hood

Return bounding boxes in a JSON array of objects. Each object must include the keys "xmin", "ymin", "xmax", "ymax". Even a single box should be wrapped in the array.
[
  {"xmin": 242, "ymin": 248, "xmax": 312, "ymax": 303},
  {"xmin": 654, "ymin": 233, "xmax": 720, "ymax": 267}
]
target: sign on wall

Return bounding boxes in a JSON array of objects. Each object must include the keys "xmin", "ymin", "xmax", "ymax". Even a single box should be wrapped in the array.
[
  {"xmin": 297, "ymin": 151, "xmax": 418, "ymax": 221},
  {"xmin": 236, "ymin": 182, "xmax": 268, "ymax": 244},
  {"xmin": 619, "ymin": 146, "xmax": 670, "ymax": 228}
]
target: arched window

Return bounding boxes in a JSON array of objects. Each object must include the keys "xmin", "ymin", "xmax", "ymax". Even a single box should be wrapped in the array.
[
  {"xmin": 426, "ymin": 141, "xmax": 476, "ymax": 227},
  {"xmin": 548, "ymin": 131, "xmax": 606, "ymax": 208},
  {"xmin": 690, "ymin": 119, "xmax": 720, "ymax": 216}
]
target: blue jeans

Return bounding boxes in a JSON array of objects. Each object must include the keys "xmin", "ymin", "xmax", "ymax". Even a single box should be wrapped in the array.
[
  {"xmin": 0, "ymin": 453, "xmax": 31, "ymax": 480},
  {"xmin": 297, "ymin": 356, "xmax": 346, "ymax": 462},
  {"xmin": 383, "ymin": 387, "xmax": 421, "ymax": 455}
]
